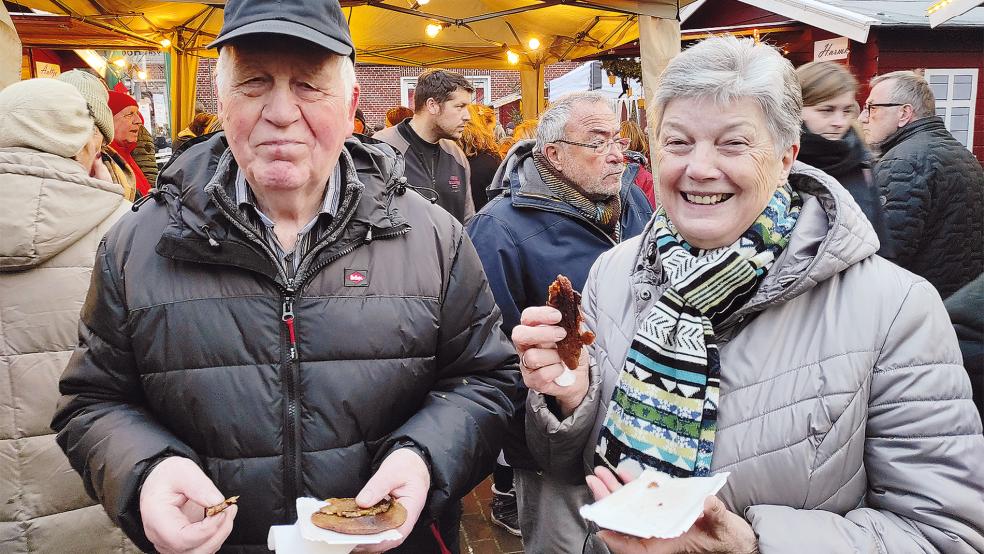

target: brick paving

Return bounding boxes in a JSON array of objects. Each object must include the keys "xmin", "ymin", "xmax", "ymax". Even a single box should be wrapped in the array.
[{"xmin": 459, "ymin": 477, "xmax": 525, "ymax": 554}]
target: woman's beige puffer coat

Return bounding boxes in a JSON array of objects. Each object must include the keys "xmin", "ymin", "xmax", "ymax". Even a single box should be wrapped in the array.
[
  {"xmin": 527, "ymin": 163, "xmax": 984, "ymax": 553},
  {"xmin": 0, "ymin": 147, "xmax": 138, "ymax": 553}
]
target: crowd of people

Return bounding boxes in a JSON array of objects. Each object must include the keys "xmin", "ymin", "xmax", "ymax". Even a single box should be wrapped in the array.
[{"xmin": 0, "ymin": 0, "xmax": 981, "ymax": 553}]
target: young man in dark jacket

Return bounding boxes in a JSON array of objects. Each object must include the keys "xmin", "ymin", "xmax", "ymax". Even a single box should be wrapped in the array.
[
  {"xmin": 374, "ymin": 69, "xmax": 476, "ymax": 224},
  {"xmin": 862, "ymin": 70, "xmax": 984, "ymax": 298},
  {"xmin": 467, "ymin": 91, "xmax": 653, "ymax": 552},
  {"xmin": 51, "ymin": 1, "xmax": 520, "ymax": 552}
]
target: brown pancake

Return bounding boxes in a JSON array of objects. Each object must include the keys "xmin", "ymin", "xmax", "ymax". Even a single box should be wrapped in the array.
[
  {"xmin": 310, "ymin": 498, "xmax": 407, "ymax": 535},
  {"xmin": 547, "ymin": 274, "xmax": 595, "ymax": 369}
]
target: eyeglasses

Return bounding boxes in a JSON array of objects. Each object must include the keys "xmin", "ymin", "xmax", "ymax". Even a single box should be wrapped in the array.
[
  {"xmin": 554, "ymin": 137, "xmax": 631, "ymax": 154},
  {"xmin": 861, "ymin": 103, "xmax": 905, "ymax": 113}
]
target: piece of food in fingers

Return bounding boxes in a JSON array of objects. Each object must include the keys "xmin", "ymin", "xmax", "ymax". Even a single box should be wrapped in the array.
[
  {"xmin": 546, "ymin": 274, "xmax": 595, "ymax": 369},
  {"xmin": 204, "ymin": 496, "xmax": 239, "ymax": 517},
  {"xmin": 310, "ymin": 497, "xmax": 408, "ymax": 535}
]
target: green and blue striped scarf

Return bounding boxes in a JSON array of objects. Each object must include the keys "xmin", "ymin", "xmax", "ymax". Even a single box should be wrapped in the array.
[{"xmin": 596, "ymin": 184, "xmax": 801, "ymax": 477}]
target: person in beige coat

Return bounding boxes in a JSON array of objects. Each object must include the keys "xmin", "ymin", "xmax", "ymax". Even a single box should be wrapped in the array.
[
  {"xmin": 514, "ymin": 36, "xmax": 984, "ymax": 553},
  {"xmin": 0, "ymin": 79, "xmax": 137, "ymax": 552}
]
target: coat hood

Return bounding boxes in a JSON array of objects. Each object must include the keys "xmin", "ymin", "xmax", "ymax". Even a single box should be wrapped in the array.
[{"xmin": 0, "ymin": 148, "xmax": 127, "ymax": 270}]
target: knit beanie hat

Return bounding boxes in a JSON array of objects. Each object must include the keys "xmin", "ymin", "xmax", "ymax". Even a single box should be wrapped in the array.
[
  {"xmin": 108, "ymin": 89, "xmax": 139, "ymax": 116},
  {"xmin": 0, "ymin": 78, "xmax": 93, "ymax": 158},
  {"xmin": 58, "ymin": 69, "xmax": 114, "ymax": 144}
]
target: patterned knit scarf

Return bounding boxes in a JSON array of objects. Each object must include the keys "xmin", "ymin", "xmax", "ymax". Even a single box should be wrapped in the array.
[
  {"xmin": 533, "ymin": 152, "xmax": 621, "ymax": 241},
  {"xmin": 596, "ymin": 184, "xmax": 801, "ymax": 477}
]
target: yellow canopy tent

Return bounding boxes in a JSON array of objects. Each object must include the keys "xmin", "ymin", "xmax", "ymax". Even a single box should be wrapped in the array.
[{"xmin": 12, "ymin": 0, "xmax": 690, "ymax": 136}]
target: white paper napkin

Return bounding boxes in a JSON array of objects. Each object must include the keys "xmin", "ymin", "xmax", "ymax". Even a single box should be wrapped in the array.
[{"xmin": 579, "ymin": 470, "xmax": 729, "ymax": 539}]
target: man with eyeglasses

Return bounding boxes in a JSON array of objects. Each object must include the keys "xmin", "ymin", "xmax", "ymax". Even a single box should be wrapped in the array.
[
  {"xmin": 861, "ymin": 70, "xmax": 982, "ymax": 300},
  {"xmin": 466, "ymin": 91, "xmax": 653, "ymax": 552}
]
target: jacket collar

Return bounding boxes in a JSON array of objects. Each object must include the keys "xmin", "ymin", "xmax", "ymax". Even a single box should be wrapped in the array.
[
  {"xmin": 877, "ymin": 116, "xmax": 947, "ymax": 154},
  {"xmin": 630, "ymin": 162, "xmax": 880, "ymax": 326},
  {"xmin": 153, "ymin": 133, "xmax": 410, "ymax": 285},
  {"xmin": 489, "ymin": 139, "xmax": 637, "ymax": 221}
]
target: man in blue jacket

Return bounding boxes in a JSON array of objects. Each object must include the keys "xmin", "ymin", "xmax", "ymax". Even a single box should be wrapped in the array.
[{"xmin": 467, "ymin": 91, "xmax": 653, "ymax": 552}]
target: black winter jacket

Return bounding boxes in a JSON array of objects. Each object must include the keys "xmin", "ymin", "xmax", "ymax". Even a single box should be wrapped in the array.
[
  {"xmin": 873, "ymin": 117, "xmax": 983, "ymax": 298},
  {"xmin": 52, "ymin": 133, "xmax": 521, "ymax": 552},
  {"xmin": 466, "ymin": 140, "xmax": 653, "ymax": 469}
]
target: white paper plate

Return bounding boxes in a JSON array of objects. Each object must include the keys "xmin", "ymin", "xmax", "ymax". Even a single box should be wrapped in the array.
[
  {"xmin": 297, "ymin": 497, "xmax": 403, "ymax": 544},
  {"xmin": 580, "ymin": 470, "xmax": 730, "ymax": 539}
]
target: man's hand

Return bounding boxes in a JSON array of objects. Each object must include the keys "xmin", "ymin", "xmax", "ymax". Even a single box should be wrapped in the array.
[
  {"xmin": 512, "ymin": 306, "xmax": 590, "ymax": 416},
  {"xmin": 586, "ymin": 467, "xmax": 758, "ymax": 554},
  {"xmin": 139, "ymin": 456, "xmax": 237, "ymax": 554},
  {"xmin": 353, "ymin": 448, "xmax": 431, "ymax": 553}
]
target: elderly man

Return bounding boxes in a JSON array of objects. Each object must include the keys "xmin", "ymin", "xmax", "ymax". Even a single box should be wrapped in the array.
[
  {"xmin": 374, "ymin": 69, "xmax": 475, "ymax": 223},
  {"xmin": 466, "ymin": 91, "xmax": 653, "ymax": 552},
  {"xmin": 51, "ymin": 1, "xmax": 520, "ymax": 553},
  {"xmin": 861, "ymin": 70, "xmax": 983, "ymax": 298}
]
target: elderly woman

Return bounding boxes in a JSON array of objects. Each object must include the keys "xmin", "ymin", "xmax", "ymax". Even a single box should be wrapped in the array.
[{"xmin": 513, "ymin": 36, "xmax": 983, "ymax": 554}]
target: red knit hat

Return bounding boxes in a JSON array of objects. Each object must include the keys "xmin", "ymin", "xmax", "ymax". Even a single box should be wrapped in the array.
[{"xmin": 107, "ymin": 89, "xmax": 138, "ymax": 115}]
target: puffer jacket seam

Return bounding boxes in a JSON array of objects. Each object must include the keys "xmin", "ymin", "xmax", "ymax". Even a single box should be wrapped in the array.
[
  {"xmin": 875, "ymin": 278, "xmax": 919, "ymax": 362},
  {"xmin": 718, "ymin": 390, "xmax": 856, "ymax": 433},
  {"xmin": 811, "ymin": 396, "xmax": 867, "ymax": 474},
  {"xmin": 869, "ymin": 432, "xmax": 981, "ymax": 440},
  {"xmin": 716, "ymin": 433, "xmax": 812, "ymax": 471},
  {"xmin": 814, "ymin": 461, "xmax": 865, "ymax": 510},
  {"xmin": 303, "ymin": 294, "xmax": 440, "ymax": 301},
  {"xmin": 726, "ymin": 349, "xmax": 876, "ymax": 395},
  {"xmin": 129, "ymin": 294, "xmax": 275, "ymax": 312},
  {"xmin": 873, "ymin": 361, "xmax": 964, "ymax": 375}
]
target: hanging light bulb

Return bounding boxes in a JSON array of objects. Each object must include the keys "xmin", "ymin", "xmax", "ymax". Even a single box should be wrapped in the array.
[
  {"xmin": 160, "ymin": 38, "xmax": 171, "ymax": 49},
  {"xmin": 506, "ymin": 50, "xmax": 520, "ymax": 65},
  {"xmin": 137, "ymin": 70, "xmax": 148, "ymax": 80},
  {"xmin": 425, "ymin": 23, "xmax": 442, "ymax": 38},
  {"xmin": 417, "ymin": 0, "xmax": 430, "ymax": 4},
  {"xmin": 113, "ymin": 58, "xmax": 127, "ymax": 68},
  {"xmin": 528, "ymin": 38, "xmax": 541, "ymax": 50}
]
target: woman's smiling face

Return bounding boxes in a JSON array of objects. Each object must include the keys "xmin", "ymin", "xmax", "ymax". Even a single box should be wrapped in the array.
[{"xmin": 656, "ymin": 96, "xmax": 798, "ymax": 249}]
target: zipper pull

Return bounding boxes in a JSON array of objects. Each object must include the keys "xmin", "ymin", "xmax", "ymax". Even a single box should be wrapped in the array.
[{"xmin": 282, "ymin": 295, "xmax": 298, "ymax": 361}]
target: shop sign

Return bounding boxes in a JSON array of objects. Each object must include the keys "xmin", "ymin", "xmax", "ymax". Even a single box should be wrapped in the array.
[{"xmin": 814, "ymin": 37, "xmax": 850, "ymax": 61}]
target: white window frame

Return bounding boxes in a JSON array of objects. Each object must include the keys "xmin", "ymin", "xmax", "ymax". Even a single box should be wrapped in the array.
[
  {"xmin": 925, "ymin": 68, "xmax": 977, "ymax": 151},
  {"xmin": 400, "ymin": 75, "xmax": 492, "ymax": 108}
]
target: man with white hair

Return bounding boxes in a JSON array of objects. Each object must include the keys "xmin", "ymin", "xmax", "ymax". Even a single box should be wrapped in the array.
[
  {"xmin": 862, "ymin": 70, "xmax": 983, "ymax": 298},
  {"xmin": 467, "ymin": 91, "xmax": 653, "ymax": 552},
  {"xmin": 50, "ymin": 1, "xmax": 521, "ymax": 552}
]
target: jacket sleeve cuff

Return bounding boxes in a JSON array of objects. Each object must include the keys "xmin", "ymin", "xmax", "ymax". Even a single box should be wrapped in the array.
[
  {"xmin": 745, "ymin": 504, "xmax": 877, "ymax": 554},
  {"xmin": 524, "ymin": 360, "xmax": 602, "ymax": 485}
]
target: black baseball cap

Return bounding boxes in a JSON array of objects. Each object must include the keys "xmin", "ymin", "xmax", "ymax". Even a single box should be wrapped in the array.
[{"xmin": 209, "ymin": 0, "xmax": 355, "ymax": 61}]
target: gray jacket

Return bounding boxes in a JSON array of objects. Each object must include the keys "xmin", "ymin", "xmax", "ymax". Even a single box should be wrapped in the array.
[{"xmin": 527, "ymin": 163, "xmax": 984, "ymax": 553}]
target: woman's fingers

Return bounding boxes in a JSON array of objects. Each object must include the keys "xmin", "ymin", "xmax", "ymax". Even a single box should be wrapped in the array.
[
  {"xmin": 512, "ymin": 323, "xmax": 567, "ymax": 351},
  {"xmin": 519, "ymin": 306, "xmax": 562, "ymax": 327},
  {"xmin": 593, "ymin": 466, "xmax": 625, "ymax": 493}
]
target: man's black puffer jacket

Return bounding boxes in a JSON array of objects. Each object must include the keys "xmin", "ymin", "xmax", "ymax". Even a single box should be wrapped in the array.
[
  {"xmin": 873, "ymin": 116, "xmax": 983, "ymax": 298},
  {"xmin": 52, "ymin": 133, "xmax": 521, "ymax": 552}
]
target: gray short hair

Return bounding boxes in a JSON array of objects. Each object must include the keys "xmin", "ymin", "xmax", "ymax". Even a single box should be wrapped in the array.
[
  {"xmin": 653, "ymin": 35, "xmax": 802, "ymax": 153},
  {"xmin": 215, "ymin": 43, "xmax": 356, "ymax": 104},
  {"xmin": 870, "ymin": 71, "xmax": 936, "ymax": 119},
  {"xmin": 534, "ymin": 91, "xmax": 612, "ymax": 154}
]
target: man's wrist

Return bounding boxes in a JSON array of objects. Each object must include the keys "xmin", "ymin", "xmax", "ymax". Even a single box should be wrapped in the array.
[{"xmin": 392, "ymin": 439, "xmax": 431, "ymax": 475}]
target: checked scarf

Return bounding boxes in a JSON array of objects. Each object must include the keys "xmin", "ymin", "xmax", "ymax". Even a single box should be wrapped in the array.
[{"xmin": 595, "ymin": 184, "xmax": 801, "ymax": 478}]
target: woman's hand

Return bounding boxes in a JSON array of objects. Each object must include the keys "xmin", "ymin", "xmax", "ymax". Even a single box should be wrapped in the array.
[
  {"xmin": 511, "ymin": 306, "xmax": 590, "ymax": 417},
  {"xmin": 586, "ymin": 467, "xmax": 759, "ymax": 554}
]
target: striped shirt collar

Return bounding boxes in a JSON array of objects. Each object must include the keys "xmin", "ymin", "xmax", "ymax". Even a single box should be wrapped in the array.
[{"xmin": 234, "ymin": 164, "xmax": 342, "ymax": 224}]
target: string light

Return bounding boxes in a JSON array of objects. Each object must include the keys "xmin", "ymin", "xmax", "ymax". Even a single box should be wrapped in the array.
[
  {"xmin": 137, "ymin": 70, "xmax": 148, "ymax": 80},
  {"xmin": 425, "ymin": 23, "xmax": 442, "ymax": 38},
  {"xmin": 528, "ymin": 38, "xmax": 540, "ymax": 50},
  {"xmin": 417, "ymin": 0, "xmax": 430, "ymax": 4},
  {"xmin": 160, "ymin": 38, "xmax": 171, "ymax": 48},
  {"xmin": 506, "ymin": 50, "xmax": 520, "ymax": 64},
  {"xmin": 113, "ymin": 58, "xmax": 127, "ymax": 68}
]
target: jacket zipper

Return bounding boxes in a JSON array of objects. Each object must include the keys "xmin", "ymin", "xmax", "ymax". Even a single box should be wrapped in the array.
[{"xmin": 514, "ymin": 191, "xmax": 620, "ymax": 246}]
